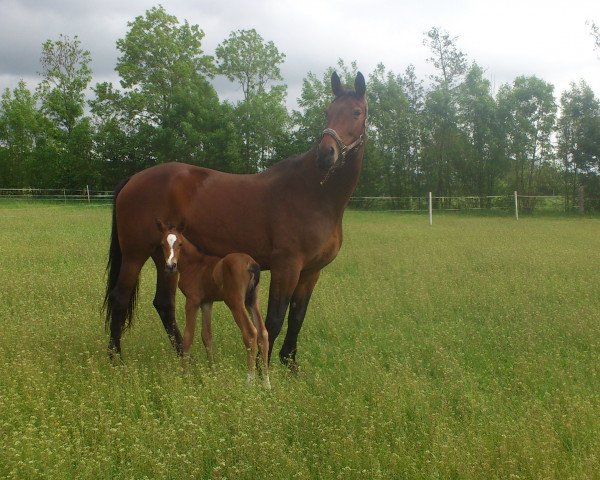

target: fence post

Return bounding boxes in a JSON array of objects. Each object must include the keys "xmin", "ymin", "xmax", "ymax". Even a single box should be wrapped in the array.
[
  {"xmin": 86, "ymin": 185, "xmax": 90, "ymax": 203},
  {"xmin": 514, "ymin": 191, "xmax": 519, "ymax": 220},
  {"xmin": 428, "ymin": 192, "xmax": 433, "ymax": 226},
  {"xmin": 579, "ymin": 186, "xmax": 585, "ymax": 215}
]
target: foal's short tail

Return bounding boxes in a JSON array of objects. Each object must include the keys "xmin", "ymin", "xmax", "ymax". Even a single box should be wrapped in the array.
[
  {"xmin": 245, "ymin": 262, "xmax": 261, "ymax": 308},
  {"xmin": 102, "ymin": 177, "xmax": 138, "ymax": 331}
]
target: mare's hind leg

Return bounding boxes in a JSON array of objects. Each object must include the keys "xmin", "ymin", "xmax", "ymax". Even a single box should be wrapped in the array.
[
  {"xmin": 108, "ymin": 257, "xmax": 146, "ymax": 359},
  {"xmin": 151, "ymin": 251, "xmax": 183, "ymax": 355},
  {"xmin": 280, "ymin": 269, "xmax": 321, "ymax": 372}
]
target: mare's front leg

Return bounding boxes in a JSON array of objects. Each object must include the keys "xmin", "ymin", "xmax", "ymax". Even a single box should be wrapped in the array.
[
  {"xmin": 265, "ymin": 260, "xmax": 301, "ymax": 366},
  {"xmin": 152, "ymin": 251, "xmax": 183, "ymax": 355},
  {"xmin": 280, "ymin": 269, "xmax": 321, "ymax": 371}
]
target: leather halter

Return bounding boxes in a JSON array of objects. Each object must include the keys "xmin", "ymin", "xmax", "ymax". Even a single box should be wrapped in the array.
[
  {"xmin": 321, "ymin": 127, "xmax": 365, "ymax": 162},
  {"xmin": 319, "ymin": 114, "xmax": 368, "ymax": 186}
]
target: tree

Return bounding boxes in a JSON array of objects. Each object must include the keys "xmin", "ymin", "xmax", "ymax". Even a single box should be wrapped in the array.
[
  {"xmin": 497, "ymin": 76, "xmax": 557, "ymax": 200},
  {"xmin": 216, "ymin": 29, "xmax": 288, "ymax": 171},
  {"xmin": 367, "ymin": 64, "xmax": 417, "ymax": 197},
  {"xmin": 91, "ymin": 5, "xmax": 229, "ymax": 177},
  {"xmin": 456, "ymin": 63, "xmax": 504, "ymax": 196},
  {"xmin": 423, "ymin": 27, "xmax": 467, "ymax": 88},
  {"xmin": 38, "ymin": 35, "xmax": 92, "ymax": 135},
  {"xmin": 36, "ymin": 34, "xmax": 95, "ymax": 188},
  {"xmin": 0, "ymin": 82, "xmax": 49, "ymax": 186},
  {"xmin": 557, "ymin": 80, "xmax": 600, "ymax": 203},
  {"xmin": 421, "ymin": 27, "xmax": 468, "ymax": 196},
  {"xmin": 216, "ymin": 29, "xmax": 285, "ymax": 100},
  {"xmin": 291, "ymin": 69, "xmax": 334, "ymax": 154},
  {"xmin": 590, "ymin": 21, "xmax": 600, "ymax": 55}
]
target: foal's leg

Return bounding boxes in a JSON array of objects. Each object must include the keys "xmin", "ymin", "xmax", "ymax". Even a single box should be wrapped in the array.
[
  {"xmin": 280, "ymin": 269, "xmax": 321, "ymax": 371},
  {"xmin": 182, "ymin": 298, "xmax": 200, "ymax": 372},
  {"xmin": 228, "ymin": 300, "xmax": 259, "ymax": 385},
  {"xmin": 151, "ymin": 251, "xmax": 183, "ymax": 355},
  {"xmin": 248, "ymin": 301, "xmax": 271, "ymax": 389},
  {"xmin": 264, "ymin": 261, "xmax": 302, "ymax": 365},
  {"xmin": 200, "ymin": 303, "xmax": 214, "ymax": 366},
  {"xmin": 107, "ymin": 256, "xmax": 146, "ymax": 359}
]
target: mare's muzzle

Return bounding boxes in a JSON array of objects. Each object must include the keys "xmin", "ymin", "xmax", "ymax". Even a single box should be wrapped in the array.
[
  {"xmin": 317, "ymin": 128, "xmax": 365, "ymax": 172},
  {"xmin": 317, "ymin": 145, "xmax": 336, "ymax": 170}
]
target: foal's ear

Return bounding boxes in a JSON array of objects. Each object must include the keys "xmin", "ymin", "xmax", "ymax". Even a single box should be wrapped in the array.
[
  {"xmin": 331, "ymin": 71, "xmax": 344, "ymax": 97},
  {"xmin": 155, "ymin": 218, "xmax": 166, "ymax": 233},
  {"xmin": 355, "ymin": 72, "xmax": 366, "ymax": 98}
]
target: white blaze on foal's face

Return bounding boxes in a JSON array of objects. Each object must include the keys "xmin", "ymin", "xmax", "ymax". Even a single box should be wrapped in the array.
[{"xmin": 166, "ymin": 233, "xmax": 178, "ymax": 268}]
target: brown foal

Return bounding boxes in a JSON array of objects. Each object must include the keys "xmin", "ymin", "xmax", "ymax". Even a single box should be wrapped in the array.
[{"xmin": 157, "ymin": 220, "xmax": 270, "ymax": 388}]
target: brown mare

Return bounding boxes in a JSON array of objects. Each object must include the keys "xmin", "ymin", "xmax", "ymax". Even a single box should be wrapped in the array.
[
  {"xmin": 156, "ymin": 220, "xmax": 270, "ymax": 388},
  {"xmin": 104, "ymin": 71, "xmax": 368, "ymax": 370}
]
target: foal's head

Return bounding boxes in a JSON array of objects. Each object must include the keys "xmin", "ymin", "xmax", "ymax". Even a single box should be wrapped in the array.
[
  {"xmin": 156, "ymin": 219, "xmax": 185, "ymax": 273},
  {"xmin": 317, "ymin": 71, "xmax": 368, "ymax": 171}
]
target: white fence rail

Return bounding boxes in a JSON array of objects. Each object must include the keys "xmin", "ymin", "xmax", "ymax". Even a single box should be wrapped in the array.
[
  {"xmin": 0, "ymin": 187, "xmax": 113, "ymax": 204},
  {"xmin": 349, "ymin": 193, "xmax": 583, "ymax": 221},
  {"xmin": 0, "ymin": 189, "xmax": 586, "ymax": 217}
]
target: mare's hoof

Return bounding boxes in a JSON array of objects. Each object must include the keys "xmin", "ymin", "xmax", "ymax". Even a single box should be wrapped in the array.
[
  {"xmin": 107, "ymin": 348, "xmax": 124, "ymax": 365},
  {"xmin": 280, "ymin": 353, "xmax": 300, "ymax": 375}
]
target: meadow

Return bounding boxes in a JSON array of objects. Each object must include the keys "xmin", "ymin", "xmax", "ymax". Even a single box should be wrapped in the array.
[{"xmin": 1, "ymin": 203, "xmax": 599, "ymax": 479}]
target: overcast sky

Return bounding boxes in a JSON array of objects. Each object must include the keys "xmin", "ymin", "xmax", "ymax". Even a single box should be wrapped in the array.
[{"xmin": 1, "ymin": 0, "xmax": 599, "ymax": 108}]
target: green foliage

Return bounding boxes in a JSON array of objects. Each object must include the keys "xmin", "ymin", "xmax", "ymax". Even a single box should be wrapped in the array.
[
  {"xmin": 216, "ymin": 29, "xmax": 288, "ymax": 171},
  {"xmin": 0, "ymin": 82, "xmax": 47, "ymax": 186},
  {"xmin": 424, "ymin": 27, "xmax": 467, "ymax": 88},
  {"xmin": 2, "ymin": 206, "xmax": 600, "ymax": 478},
  {"xmin": 590, "ymin": 21, "xmax": 600, "ymax": 55},
  {"xmin": 1, "ymin": 8, "xmax": 600, "ymax": 201},
  {"xmin": 497, "ymin": 76, "xmax": 557, "ymax": 197},
  {"xmin": 216, "ymin": 28, "xmax": 285, "ymax": 100},
  {"xmin": 107, "ymin": 5, "xmax": 222, "ymax": 167},
  {"xmin": 38, "ymin": 35, "xmax": 92, "ymax": 134},
  {"xmin": 456, "ymin": 63, "xmax": 506, "ymax": 195}
]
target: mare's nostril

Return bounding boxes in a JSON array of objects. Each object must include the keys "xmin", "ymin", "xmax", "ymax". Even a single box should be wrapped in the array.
[{"xmin": 328, "ymin": 146, "xmax": 334, "ymax": 156}]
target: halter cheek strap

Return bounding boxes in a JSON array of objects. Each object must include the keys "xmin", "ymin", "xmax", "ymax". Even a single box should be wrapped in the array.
[
  {"xmin": 321, "ymin": 128, "xmax": 365, "ymax": 161},
  {"xmin": 320, "ymin": 115, "xmax": 368, "ymax": 186}
]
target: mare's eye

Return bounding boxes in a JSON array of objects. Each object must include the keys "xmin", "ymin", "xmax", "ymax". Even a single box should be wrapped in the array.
[{"xmin": 353, "ymin": 109, "xmax": 361, "ymax": 118}]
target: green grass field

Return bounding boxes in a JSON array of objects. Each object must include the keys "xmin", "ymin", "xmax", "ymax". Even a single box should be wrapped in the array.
[{"xmin": 1, "ymin": 204, "xmax": 599, "ymax": 479}]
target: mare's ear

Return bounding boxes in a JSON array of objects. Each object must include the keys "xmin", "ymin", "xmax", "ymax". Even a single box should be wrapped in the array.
[
  {"xmin": 155, "ymin": 218, "xmax": 166, "ymax": 233},
  {"xmin": 355, "ymin": 72, "xmax": 366, "ymax": 98},
  {"xmin": 331, "ymin": 71, "xmax": 344, "ymax": 97}
]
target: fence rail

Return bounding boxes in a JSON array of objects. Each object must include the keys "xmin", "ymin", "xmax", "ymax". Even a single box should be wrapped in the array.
[
  {"xmin": 0, "ymin": 188, "xmax": 593, "ymax": 215},
  {"xmin": 0, "ymin": 187, "xmax": 113, "ymax": 204},
  {"xmin": 349, "ymin": 193, "xmax": 584, "ymax": 214}
]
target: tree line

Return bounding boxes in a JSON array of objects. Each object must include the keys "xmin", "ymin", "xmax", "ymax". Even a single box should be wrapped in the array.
[{"xmin": 1, "ymin": 6, "xmax": 599, "ymax": 208}]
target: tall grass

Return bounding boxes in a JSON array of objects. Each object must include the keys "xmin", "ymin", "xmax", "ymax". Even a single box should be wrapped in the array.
[{"xmin": 1, "ymin": 205, "xmax": 599, "ymax": 479}]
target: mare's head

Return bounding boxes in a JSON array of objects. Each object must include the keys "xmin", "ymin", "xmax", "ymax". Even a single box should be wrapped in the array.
[
  {"xmin": 156, "ymin": 219, "xmax": 185, "ymax": 273},
  {"xmin": 317, "ymin": 71, "xmax": 368, "ymax": 171}
]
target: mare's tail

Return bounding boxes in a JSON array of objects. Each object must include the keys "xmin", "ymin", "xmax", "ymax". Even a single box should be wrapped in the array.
[
  {"xmin": 102, "ymin": 177, "xmax": 138, "ymax": 331},
  {"xmin": 245, "ymin": 262, "xmax": 261, "ymax": 308}
]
